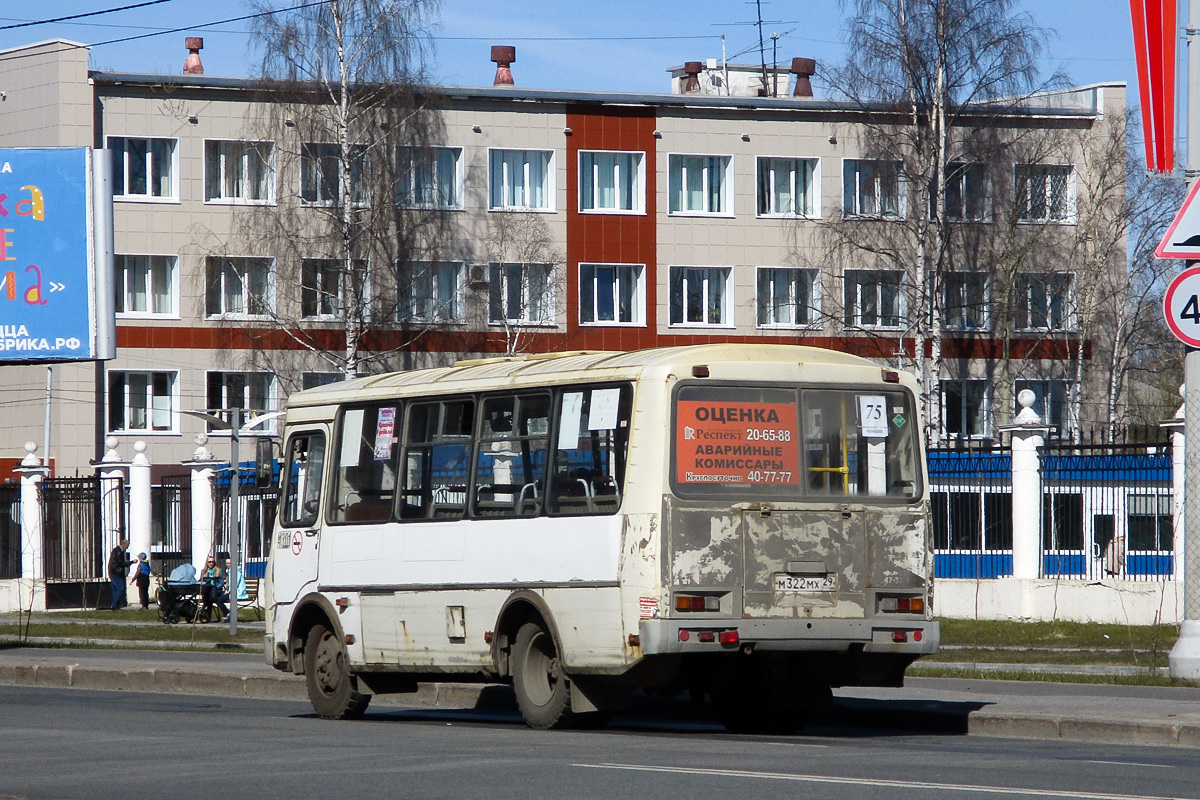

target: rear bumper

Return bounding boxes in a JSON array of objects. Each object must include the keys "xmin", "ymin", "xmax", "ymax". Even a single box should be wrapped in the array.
[{"xmin": 639, "ymin": 616, "xmax": 939, "ymax": 656}]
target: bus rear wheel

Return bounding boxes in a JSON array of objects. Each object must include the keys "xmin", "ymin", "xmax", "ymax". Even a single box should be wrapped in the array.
[
  {"xmin": 305, "ymin": 622, "xmax": 370, "ymax": 720},
  {"xmin": 512, "ymin": 621, "xmax": 578, "ymax": 730}
]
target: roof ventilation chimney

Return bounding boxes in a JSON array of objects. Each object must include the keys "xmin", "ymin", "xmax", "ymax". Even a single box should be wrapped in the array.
[
  {"xmin": 491, "ymin": 45, "xmax": 516, "ymax": 87},
  {"xmin": 683, "ymin": 61, "xmax": 703, "ymax": 93},
  {"xmin": 184, "ymin": 37, "xmax": 204, "ymax": 75},
  {"xmin": 791, "ymin": 57, "xmax": 815, "ymax": 98}
]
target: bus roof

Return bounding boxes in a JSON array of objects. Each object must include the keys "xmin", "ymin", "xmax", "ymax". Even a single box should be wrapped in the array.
[{"xmin": 287, "ymin": 344, "xmax": 897, "ymax": 410}]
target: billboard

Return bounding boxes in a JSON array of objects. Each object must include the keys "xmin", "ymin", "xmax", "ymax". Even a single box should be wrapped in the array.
[{"xmin": 0, "ymin": 147, "xmax": 114, "ymax": 362}]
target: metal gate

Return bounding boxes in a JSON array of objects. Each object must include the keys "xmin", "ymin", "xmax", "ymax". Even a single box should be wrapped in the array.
[
  {"xmin": 0, "ymin": 484, "xmax": 19, "ymax": 579},
  {"xmin": 43, "ymin": 476, "xmax": 114, "ymax": 581}
]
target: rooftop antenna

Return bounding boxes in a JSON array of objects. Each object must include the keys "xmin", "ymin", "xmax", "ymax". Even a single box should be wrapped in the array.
[{"xmin": 756, "ymin": 0, "xmax": 768, "ymax": 95}]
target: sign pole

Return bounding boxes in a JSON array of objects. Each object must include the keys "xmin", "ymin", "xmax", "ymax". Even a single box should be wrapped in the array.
[{"xmin": 1170, "ymin": 0, "xmax": 1200, "ymax": 679}]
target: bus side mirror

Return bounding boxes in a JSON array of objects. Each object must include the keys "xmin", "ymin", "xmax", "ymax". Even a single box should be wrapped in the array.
[{"xmin": 255, "ymin": 437, "xmax": 275, "ymax": 488}]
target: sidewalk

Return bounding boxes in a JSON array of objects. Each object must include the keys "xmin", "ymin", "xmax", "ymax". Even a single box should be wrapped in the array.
[{"xmin": 1, "ymin": 643, "xmax": 1199, "ymax": 747}]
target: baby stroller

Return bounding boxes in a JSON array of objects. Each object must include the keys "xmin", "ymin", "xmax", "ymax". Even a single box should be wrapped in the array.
[{"xmin": 157, "ymin": 563, "xmax": 202, "ymax": 624}]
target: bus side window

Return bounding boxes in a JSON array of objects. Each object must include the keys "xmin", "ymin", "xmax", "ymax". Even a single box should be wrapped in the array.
[
  {"xmin": 472, "ymin": 393, "xmax": 550, "ymax": 518},
  {"xmin": 548, "ymin": 385, "xmax": 630, "ymax": 516},
  {"xmin": 329, "ymin": 404, "xmax": 400, "ymax": 524},
  {"xmin": 400, "ymin": 399, "xmax": 474, "ymax": 520},
  {"xmin": 281, "ymin": 432, "xmax": 325, "ymax": 528}
]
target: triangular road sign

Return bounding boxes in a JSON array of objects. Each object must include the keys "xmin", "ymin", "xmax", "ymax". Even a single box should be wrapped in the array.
[{"xmin": 1157, "ymin": 178, "xmax": 1200, "ymax": 258}]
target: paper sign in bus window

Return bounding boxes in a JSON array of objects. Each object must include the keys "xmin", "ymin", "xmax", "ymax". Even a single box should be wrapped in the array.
[
  {"xmin": 588, "ymin": 388, "xmax": 621, "ymax": 430},
  {"xmin": 373, "ymin": 407, "xmax": 396, "ymax": 461},
  {"xmin": 340, "ymin": 409, "xmax": 364, "ymax": 468},
  {"xmin": 558, "ymin": 392, "xmax": 584, "ymax": 449},
  {"xmin": 858, "ymin": 395, "xmax": 888, "ymax": 438}
]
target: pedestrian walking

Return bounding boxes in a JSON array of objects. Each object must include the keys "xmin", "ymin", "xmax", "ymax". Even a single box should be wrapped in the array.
[
  {"xmin": 107, "ymin": 538, "xmax": 131, "ymax": 610},
  {"xmin": 132, "ymin": 552, "xmax": 152, "ymax": 609}
]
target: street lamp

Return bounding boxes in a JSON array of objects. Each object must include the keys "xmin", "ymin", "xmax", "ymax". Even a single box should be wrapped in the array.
[{"xmin": 183, "ymin": 408, "xmax": 283, "ymax": 636}]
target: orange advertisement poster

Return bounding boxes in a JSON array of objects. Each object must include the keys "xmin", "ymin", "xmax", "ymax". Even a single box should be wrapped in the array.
[{"xmin": 675, "ymin": 400, "xmax": 801, "ymax": 486}]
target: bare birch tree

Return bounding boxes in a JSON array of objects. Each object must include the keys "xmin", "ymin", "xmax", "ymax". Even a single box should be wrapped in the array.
[
  {"xmin": 230, "ymin": 0, "xmax": 447, "ymax": 382},
  {"xmin": 829, "ymin": 0, "xmax": 1058, "ymax": 443}
]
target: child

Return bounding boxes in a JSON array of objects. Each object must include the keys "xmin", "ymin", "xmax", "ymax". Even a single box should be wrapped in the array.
[{"xmin": 131, "ymin": 553, "xmax": 152, "ymax": 610}]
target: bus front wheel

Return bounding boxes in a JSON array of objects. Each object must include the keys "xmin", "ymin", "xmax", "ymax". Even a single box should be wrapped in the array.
[
  {"xmin": 304, "ymin": 622, "xmax": 370, "ymax": 720},
  {"xmin": 512, "ymin": 621, "xmax": 575, "ymax": 729}
]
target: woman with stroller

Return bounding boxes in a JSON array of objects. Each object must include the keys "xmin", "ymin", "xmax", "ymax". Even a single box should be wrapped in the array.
[{"xmin": 200, "ymin": 556, "xmax": 228, "ymax": 623}]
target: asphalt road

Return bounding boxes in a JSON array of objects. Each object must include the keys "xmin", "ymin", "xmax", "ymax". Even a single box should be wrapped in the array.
[{"xmin": 1, "ymin": 686, "xmax": 1197, "ymax": 800}]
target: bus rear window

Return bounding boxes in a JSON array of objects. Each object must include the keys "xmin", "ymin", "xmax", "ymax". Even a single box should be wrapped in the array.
[{"xmin": 672, "ymin": 384, "xmax": 921, "ymax": 501}]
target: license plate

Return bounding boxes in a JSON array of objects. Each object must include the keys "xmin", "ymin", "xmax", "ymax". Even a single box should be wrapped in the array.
[{"xmin": 773, "ymin": 573, "xmax": 836, "ymax": 592}]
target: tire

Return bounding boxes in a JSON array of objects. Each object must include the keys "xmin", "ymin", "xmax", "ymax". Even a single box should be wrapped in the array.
[
  {"xmin": 511, "ymin": 621, "xmax": 573, "ymax": 730},
  {"xmin": 304, "ymin": 623, "xmax": 370, "ymax": 720}
]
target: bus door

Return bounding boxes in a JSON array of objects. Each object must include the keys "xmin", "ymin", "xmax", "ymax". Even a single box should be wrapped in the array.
[{"xmin": 273, "ymin": 429, "xmax": 327, "ymax": 604}]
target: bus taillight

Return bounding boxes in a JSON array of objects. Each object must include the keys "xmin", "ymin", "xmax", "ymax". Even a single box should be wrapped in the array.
[
  {"xmin": 878, "ymin": 595, "xmax": 924, "ymax": 614},
  {"xmin": 674, "ymin": 593, "xmax": 721, "ymax": 612}
]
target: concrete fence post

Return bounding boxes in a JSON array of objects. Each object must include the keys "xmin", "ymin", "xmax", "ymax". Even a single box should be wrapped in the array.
[
  {"xmin": 1170, "ymin": 387, "xmax": 1186, "ymax": 588},
  {"xmin": 185, "ymin": 434, "xmax": 218, "ymax": 572},
  {"xmin": 127, "ymin": 441, "xmax": 152, "ymax": 562},
  {"xmin": 15, "ymin": 441, "xmax": 49, "ymax": 612},
  {"xmin": 1006, "ymin": 390, "xmax": 1048, "ymax": 581},
  {"xmin": 95, "ymin": 436, "xmax": 127, "ymax": 563}
]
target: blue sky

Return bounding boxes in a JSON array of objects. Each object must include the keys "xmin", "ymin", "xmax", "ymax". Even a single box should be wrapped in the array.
[{"xmin": 0, "ymin": 1, "xmax": 1140, "ymax": 96}]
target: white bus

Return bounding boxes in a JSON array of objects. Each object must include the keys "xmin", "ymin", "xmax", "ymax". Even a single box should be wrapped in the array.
[{"xmin": 265, "ymin": 344, "xmax": 938, "ymax": 732}]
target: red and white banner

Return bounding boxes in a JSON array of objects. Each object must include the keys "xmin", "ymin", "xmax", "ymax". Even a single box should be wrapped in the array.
[{"xmin": 1130, "ymin": 0, "xmax": 1177, "ymax": 173}]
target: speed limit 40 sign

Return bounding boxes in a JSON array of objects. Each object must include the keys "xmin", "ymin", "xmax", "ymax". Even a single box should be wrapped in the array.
[{"xmin": 1164, "ymin": 266, "xmax": 1200, "ymax": 347}]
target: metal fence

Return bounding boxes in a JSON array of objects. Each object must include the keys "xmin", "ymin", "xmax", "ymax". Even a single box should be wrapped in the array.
[
  {"xmin": 1040, "ymin": 438, "xmax": 1173, "ymax": 582},
  {"xmin": 0, "ymin": 484, "xmax": 19, "ymax": 579},
  {"xmin": 153, "ymin": 475, "xmax": 191, "ymax": 554},
  {"xmin": 928, "ymin": 444, "xmax": 1014, "ymax": 578},
  {"xmin": 214, "ymin": 471, "xmax": 278, "ymax": 564},
  {"xmin": 43, "ymin": 476, "xmax": 108, "ymax": 581},
  {"xmin": 929, "ymin": 435, "xmax": 1175, "ymax": 583}
]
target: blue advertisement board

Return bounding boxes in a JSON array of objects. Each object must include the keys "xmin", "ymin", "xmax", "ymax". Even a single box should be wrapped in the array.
[{"xmin": 0, "ymin": 147, "xmax": 112, "ymax": 362}]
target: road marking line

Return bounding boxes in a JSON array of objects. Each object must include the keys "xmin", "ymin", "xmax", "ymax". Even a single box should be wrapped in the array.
[
  {"xmin": 1085, "ymin": 760, "xmax": 1172, "ymax": 770},
  {"xmin": 573, "ymin": 762, "xmax": 1189, "ymax": 800}
]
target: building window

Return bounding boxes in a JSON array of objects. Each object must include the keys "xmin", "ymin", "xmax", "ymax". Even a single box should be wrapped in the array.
[
  {"xmin": 1015, "ymin": 379, "xmax": 1072, "ymax": 434},
  {"xmin": 669, "ymin": 266, "xmax": 732, "ymax": 326},
  {"xmin": 844, "ymin": 269, "xmax": 904, "ymax": 328},
  {"xmin": 398, "ymin": 146, "xmax": 462, "ymax": 209},
  {"xmin": 488, "ymin": 263, "xmax": 554, "ymax": 324},
  {"xmin": 943, "ymin": 162, "xmax": 988, "ymax": 221},
  {"xmin": 942, "ymin": 271, "xmax": 988, "ymax": 331},
  {"xmin": 109, "ymin": 137, "xmax": 176, "ymax": 200},
  {"xmin": 489, "ymin": 149, "xmax": 554, "ymax": 211},
  {"xmin": 1014, "ymin": 272, "xmax": 1074, "ymax": 331},
  {"xmin": 205, "ymin": 257, "xmax": 272, "ymax": 318},
  {"xmin": 1128, "ymin": 494, "xmax": 1173, "ymax": 552},
  {"xmin": 108, "ymin": 371, "xmax": 176, "ymax": 433},
  {"xmin": 400, "ymin": 261, "xmax": 465, "ymax": 323},
  {"xmin": 757, "ymin": 157, "xmax": 817, "ymax": 217},
  {"xmin": 301, "ymin": 143, "xmax": 368, "ymax": 205},
  {"xmin": 204, "ymin": 140, "xmax": 273, "ymax": 203},
  {"xmin": 579, "ymin": 263, "xmax": 644, "ymax": 325},
  {"xmin": 302, "ymin": 373, "xmax": 342, "ymax": 390},
  {"xmin": 843, "ymin": 159, "xmax": 903, "ymax": 218},
  {"xmin": 942, "ymin": 380, "xmax": 990, "ymax": 438},
  {"xmin": 206, "ymin": 372, "xmax": 277, "ymax": 431},
  {"xmin": 1016, "ymin": 164, "xmax": 1073, "ymax": 222},
  {"xmin": 301, "ymin": 259, "xmax": 368, "ymax": 320},
  {"xmin": 668, "ymin": 154, "xmax": 731, "ymax": 215},
  {"xmin": 115, "ymin": 255, "xmax": 176, "ymax": 316},
  {"xmin": 579, "ymin": 151, "xmax": 644, "ymax": 213},
  {"xmin": 756, "ymin": 267, "xmax": 817, "ymax": 327}
]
